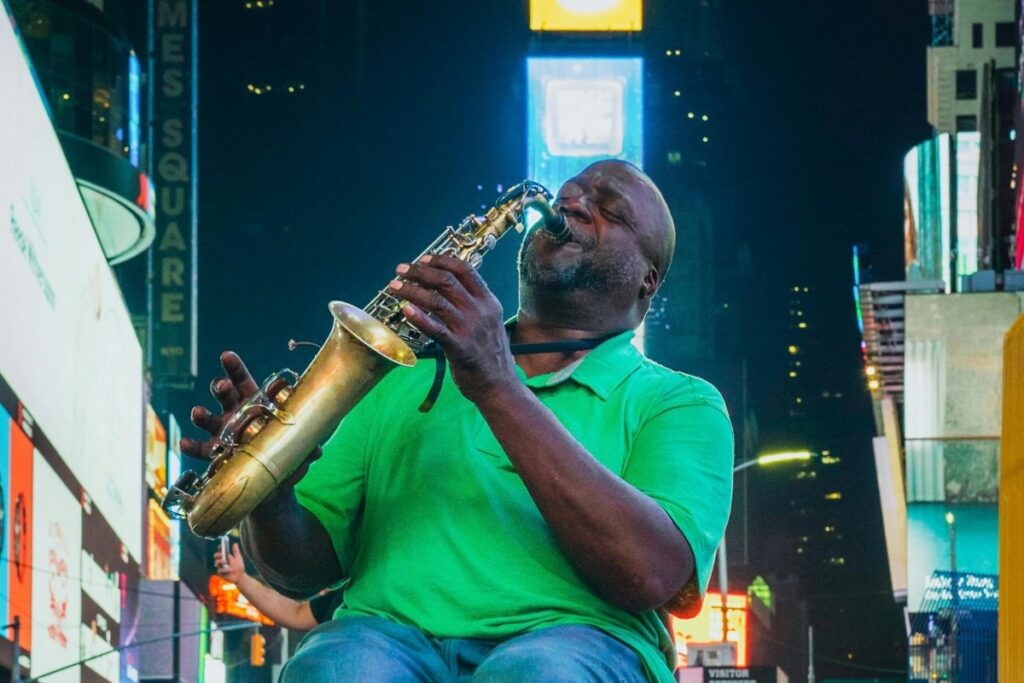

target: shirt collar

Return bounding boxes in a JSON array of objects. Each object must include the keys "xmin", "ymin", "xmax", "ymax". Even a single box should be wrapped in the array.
[{"xmin": 508, "ymin": 320, "xmax": 644, "ymax": 400}]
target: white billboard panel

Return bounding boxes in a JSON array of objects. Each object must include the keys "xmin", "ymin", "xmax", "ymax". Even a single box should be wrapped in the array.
[
  {"xmin": 0, "ymin": 6, "xmax": 143, "ymax": 560},
  {"xmin": 31, "ymin": 452, "xmax": 82, "ymax": 683}
]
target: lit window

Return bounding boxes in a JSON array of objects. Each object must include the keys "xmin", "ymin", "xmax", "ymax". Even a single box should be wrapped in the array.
[
  {"xmin": 288, "ymin": 86, "xmax": 295, "ymax": 93},
  {"xmin": 788, "ymin": 345, "xmax": 798, "ymax": 354},
  {"xmin": 673, "ymin": 90, "xmax": 681, "ymax": 96},
  {"xmin": 701, "ymin": 114, "xmax": 709, "ymax": 121},
  {"xmin": 687, "ymin": 112, "xmax": 695, "ymax": 119},
  {"xmin": 824, "ymin": 525, "xmax": 835, "ymax": 533},
  {"xmin": 797, "ymin": 322, "xmax": 808, "ymax": 329},
  {"xmin": 824, "ymin": 492, "xmax": 842, "ymax": 500},
  {"xmin": 674, "ymin": 49, "xmax": 681, "ymax": 55},
  {"xmin": 701, "ymin": 136, "xmax": 709, "ymax": 143},
  {"xmin": 665, "ymin": 50, "xmax": 672, "ymax": 56},
  {"xmin": 667, "ymin": 151, "xmax": 681, "ymax": 164},
  {"xmin": 795, "ymin": 397, "xmax": 802, "ymax": 404},
  {"xmin": 788, "ymin": 371, "xmax": 797, "ymax": 378},
  {"xmin": 796, "ymin": 547, "xmax": 804, "ymax": 554},
  {"xmin": 821, "ymin": 455, "xmax": 841, "ymax": 465}
]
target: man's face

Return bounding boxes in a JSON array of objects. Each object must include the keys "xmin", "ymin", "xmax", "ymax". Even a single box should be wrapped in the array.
[{"xmin": 518, "ymin": 163, "xmax": 653, "ymax": 297}]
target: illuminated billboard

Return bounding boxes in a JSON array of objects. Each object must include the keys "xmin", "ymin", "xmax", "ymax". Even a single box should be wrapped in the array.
[
  {"xmin": 530, "ymin": 0, "xmax": 642, "ymax": 32},
  {"xmin": 670, "ymin": 592, "xmax": 748, "ymax": 667},
  {"xmin": 32, "ymin": 452, "xmax": 82, "ymax": 683},
  {"xmin": 955, "ymin": 132, "xmax": 980, "ymax": 280},
  {"xmin": 903, "ymin": 135, "xmax": 951, "ymax": 288},
  {"xmin": 209, "ymin": 575, "xmax": 274, "ymax": 625},
  {"xmin": 167, "ymin": 415, "xmax": 183, "ymax": 578},
  {"xmin": 527, "ymin": 57, "xmax": 643, "ymax": 194},
  {"xmin": 903, "ymin": 292, "xmax": 1021, "ymax": 608},
  {"xmin": 0, "ymin": 0, "xmax": 144, "ymax": 562},
  {"xmin": 146, "ymin": 405, "xmax": 168, "ymax": 498}
]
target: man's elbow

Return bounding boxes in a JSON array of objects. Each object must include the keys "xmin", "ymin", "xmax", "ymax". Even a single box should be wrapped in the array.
[{"xmin": 607, "ymin": 571, "xmax": 690, "ymax": 613}]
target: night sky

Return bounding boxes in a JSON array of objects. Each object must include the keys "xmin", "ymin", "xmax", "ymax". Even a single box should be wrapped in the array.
[{"xmin": 193, "ymin": 1, "xmax": 931, "ymax": 674}]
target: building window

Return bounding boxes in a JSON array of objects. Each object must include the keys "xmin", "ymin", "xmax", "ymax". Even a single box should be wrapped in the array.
[
  {"xmin": 956, "ymin": 115, "xmax": 978, "ymax": 132},
  {"xmin": 972, "ymin": 23, "xmax": 983, "ymax": 48},
  {"xmin": 996, "ymin": 22, "xmax": 1016, "ymax": 47},
  {"xmin": 956, "ymin": 69, "xmax": 977, "ymax": 100}
]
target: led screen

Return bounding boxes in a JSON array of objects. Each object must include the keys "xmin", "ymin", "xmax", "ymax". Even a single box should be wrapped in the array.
[
  {"xmin": 906, "ymin": 504, "xmax": 998, "ymax": 609},
  {"xmin": 669, "ymin": 592, "xmax": 748, "ymax": 667},
  {"xmin": 530, "ymin": 0, "xmax": 642, "ymax": 31},
  {"xmin": 31, "ymin": 452, "xmax": 82, "ymax": 683},
  {"xmin": 0, "ymin": 2, "xmax": 144, "ymax": 561},
  {"xmin": 527, "ymin": 57, "xmax": 643, "ymax": 195},
  {"xmin": 903, "ymin": 135, "xmax": 951, "ymax": 288},
  {"xmin": 167, "ymin": 415, "xmax": 183, "ymax": 579},
  {"xmin": 955, "ymin": 132, "xmax": 980, "ymax": 280}
]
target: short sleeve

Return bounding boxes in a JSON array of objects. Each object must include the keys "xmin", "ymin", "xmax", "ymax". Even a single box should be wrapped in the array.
[
  {"xmin": 308, "ymin": 588, "xmax": 345, "ymax": 624},
  {"xmin": 621, "ymin": 377, "xmax": 734, "ymax": 616},
  {"xmin": 293, "ymin": 387, "xmax": 377, "ymax": 575}
]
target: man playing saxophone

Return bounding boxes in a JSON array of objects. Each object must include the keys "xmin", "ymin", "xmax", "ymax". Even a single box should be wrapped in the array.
[{"xmin": 182, "ymin": 159, "xmax": 734, "ymax": 682}]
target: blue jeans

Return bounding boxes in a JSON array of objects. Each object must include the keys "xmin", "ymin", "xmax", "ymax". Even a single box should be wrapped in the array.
[{"xmin": 280, "ymin": 616, "xmax": 648, "ymax": 682}]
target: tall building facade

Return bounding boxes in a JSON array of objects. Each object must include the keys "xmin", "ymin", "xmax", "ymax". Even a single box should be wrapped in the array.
[{"xmin": 852, "ymin": 2, "xmax": 1022, "ymax": 680}]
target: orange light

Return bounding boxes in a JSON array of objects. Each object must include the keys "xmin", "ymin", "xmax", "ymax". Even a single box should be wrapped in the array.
[
  {"xmin": 209, "ymin": 575, "xmax": 275, "ymax": 625},
  {"xmin": 669, "ymin": 592, "xmax": 748, "ymax": 667}
]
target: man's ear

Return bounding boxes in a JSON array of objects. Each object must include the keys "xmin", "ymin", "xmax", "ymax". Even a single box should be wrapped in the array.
[{"xmin": 640, "ymin": 266, "xmax": 660, "ymax": 300}]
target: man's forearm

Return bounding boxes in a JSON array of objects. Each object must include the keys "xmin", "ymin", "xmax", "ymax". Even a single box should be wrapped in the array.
[
  {"xmin": 239, "ymin": 487, "xmax": 342, "ymax": 599},
  {"xmin": 476, "ymin": 382, "xmax": 693, "ymax": 612}
]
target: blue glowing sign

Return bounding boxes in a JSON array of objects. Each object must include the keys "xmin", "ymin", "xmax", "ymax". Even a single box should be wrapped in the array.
[
  {"xmin": 527, "ymin": 57, "xmax": 643, "ymax": 194},
  {"xmin": 128, "ymin": 51, "xmax": 141, "ymax": 168}
]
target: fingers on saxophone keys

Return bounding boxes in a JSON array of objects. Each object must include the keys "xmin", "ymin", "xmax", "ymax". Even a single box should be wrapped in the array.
[
  {"xmin": 388, "ymin": 278, "xmax": 459, "ymax": 325},
  {"xmin": 220, "ymin": 351, "xmax": 260, "ymax": 400},
  {"xmin": 418, "ymin": 254, "xmax": 486, "ymax": 296},
  {"xmin": 191, "ymin": 406, "xmax": 222, "ymax": 435},
  {"xmin": 396, "ymin": 260, "xmax": 469, "ymax": 305},
  {"xmin": 400, "ymin": 303, "xmax": 449, "ymax": 345},
  {"xmin": 210, "ymin": 376, "xmax": 241, "ymax": 412},
  {"xmin": 179, "ymin": 436, "xmax": 221, "ymax": 462}
]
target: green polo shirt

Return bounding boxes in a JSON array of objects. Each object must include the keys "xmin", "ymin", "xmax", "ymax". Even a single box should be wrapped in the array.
[{"xmin": 294, "ymin": 330, "xmax": 734, "ymax": 682}]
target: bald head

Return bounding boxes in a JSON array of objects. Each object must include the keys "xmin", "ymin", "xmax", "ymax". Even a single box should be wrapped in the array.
[{"xmin": 571, "ymin": 160, "xmax": 676, "ymax": 284}]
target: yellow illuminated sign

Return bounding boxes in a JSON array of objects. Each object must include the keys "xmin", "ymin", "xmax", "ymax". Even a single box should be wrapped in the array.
[
  {"xmin": 530, "ymin": 0, "xmax": 642, "ymax": 32},
  {"xmin": 670, "ymin": 592, "xmax": 748, "ymax": 667}
]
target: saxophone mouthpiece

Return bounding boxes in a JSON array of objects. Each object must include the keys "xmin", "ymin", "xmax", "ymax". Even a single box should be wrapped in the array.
[{"xmin": 524, "ymin": 194, "xmax": 570, "ymax": 244}]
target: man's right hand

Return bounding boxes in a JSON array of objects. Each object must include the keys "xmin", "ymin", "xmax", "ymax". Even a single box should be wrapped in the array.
[{"xmin": 181, "ymin": 351, "xmax": 260, "ymax": 460}]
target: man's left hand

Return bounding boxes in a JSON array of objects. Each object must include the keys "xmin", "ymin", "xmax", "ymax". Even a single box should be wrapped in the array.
[{"xmin": 388, "ymin": 254, "xmax": 517, "ymax": 404}]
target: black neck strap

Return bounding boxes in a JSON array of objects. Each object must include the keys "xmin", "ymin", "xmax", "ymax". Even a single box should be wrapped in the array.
[{"xmin": 414, "ymin": 335, "xmax": 617, "ymax": 412}]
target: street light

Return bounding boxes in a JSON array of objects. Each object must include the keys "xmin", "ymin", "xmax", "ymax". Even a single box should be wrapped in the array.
[
  {"xmin": 733, "ymin": 450, "xmax": 814, "ymax": 473},
  {"xmin": 717, "ymin": 450, "xmax": 815, "ymax": 646}
]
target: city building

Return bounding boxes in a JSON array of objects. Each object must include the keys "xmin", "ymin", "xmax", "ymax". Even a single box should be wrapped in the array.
[
  {"xmin": 926, "ymin": 0, "xmax": 1016, "ymax": 135},
  {"xmin": 850, "ymin": 2, "xmax": 1022, "ymax": 679}
]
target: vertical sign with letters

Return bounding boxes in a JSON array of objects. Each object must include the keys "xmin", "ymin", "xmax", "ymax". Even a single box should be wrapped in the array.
[{"xmin": 149, "ymin": 0, "xmax": 198, "ymax": 389}]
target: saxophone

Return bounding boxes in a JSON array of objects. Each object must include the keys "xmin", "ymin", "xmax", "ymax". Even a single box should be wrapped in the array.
[{"xmin": 162, "ymin": 181, "xmax": 567, "ymax": 538}]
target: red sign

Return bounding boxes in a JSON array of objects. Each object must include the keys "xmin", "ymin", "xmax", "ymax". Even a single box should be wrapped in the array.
[{"xmin": 208, "ymin": 575, "xmax": 274, "ymax": 625}]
